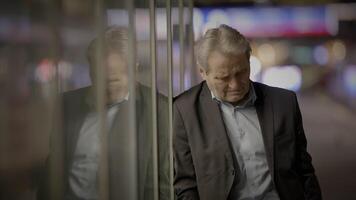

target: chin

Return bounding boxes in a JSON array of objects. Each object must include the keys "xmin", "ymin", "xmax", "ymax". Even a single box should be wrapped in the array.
[
  {"xmin": 227, "ymin": 99, "xmax": 242, "ymax": 105},
  {"xmin": 227, "ymin": 94, "xmax": 244, "ymax": 102}
]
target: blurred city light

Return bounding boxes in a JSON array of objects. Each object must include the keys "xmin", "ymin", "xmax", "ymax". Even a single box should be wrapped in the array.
[
  {"xmin": 313, "ymin": 45, "xmax": 329, "ymax": 65},
  {"xmin": 261, "ymin": 65, "xmax": 302, "ymax": 91},
  {"xmin": 194, "ymin": 6, "xmax": 337, "ymax": 38},
  {"xmin": 294, "ymin": 7, "xmax": 320, "ymax": 34},
  {"xmin": 229, "ymin": 9, "xmax": 254, "ymax": 34},
  {"xmin": 258, "ymin": 43, "xmax": 275, "ymax": 66},
  {"xmin": 34, "ymin": 59, "xmax": 55, "ymax": 83},
  {"xmin": 193, "ymin": 8, "xmax": 204, "ymax": 40},
  {"xmin": 343, "ymin": 65, "xmax": 356, "ymax": 97},
  {"xmin": 292, "ymin": 46, "xmax": 313, "ymax": 65},
  {"xmin": 332, "ymin": 40, "xmax": 346, "ymax": 62},
  {"xmin": 274, "ymin": 42, "xmax": 289, "ymax": 64},
  {"xmin": 204, "ymin": 9, "xmax": 230, "ymax": 34},
  {"xmin": 106, "ymin": 6, "xmax": 346, "ymax": 41},
  {"xmin": 325, "ymin": 6, "xmax": 338, "ymax": 36},
  {"xmin": 250, "ymin": 55, "xmax": 262, "ymax": 81},
  {"xmin": 58, "ymin": 61, "xmax": 73, "ymax": 80}
]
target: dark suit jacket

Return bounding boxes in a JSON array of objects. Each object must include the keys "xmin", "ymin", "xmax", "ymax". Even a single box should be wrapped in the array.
[
  {"xmin": 38, "ymin": 84, "xmax": 170, "ymax": 200},
  {"xmin": 173, "ymin": 81, "xmax": 322, "ymax": 200}
]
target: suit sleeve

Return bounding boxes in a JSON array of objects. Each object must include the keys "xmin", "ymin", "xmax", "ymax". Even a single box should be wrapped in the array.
[
  {"xmin": 293, "ymin": 93, "xmax": 322, "ymax": 200},
  {"xmin": 173, "ymin": 103, "xmax": 199, "ymax": 200}
]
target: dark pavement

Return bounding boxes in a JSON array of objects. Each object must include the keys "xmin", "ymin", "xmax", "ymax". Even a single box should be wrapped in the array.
[{"xmin": 298, "ymin": 92, "xmax": 356, "ymax": 200}]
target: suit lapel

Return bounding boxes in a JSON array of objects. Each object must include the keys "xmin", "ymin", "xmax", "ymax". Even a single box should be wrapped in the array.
[
  {"xmin": 199, "ymin": 82, "xmax": 235, "ymax": 198},
  {"xmin": 66, "ymin": 88, "xmax": 92, "ymax": 162},
  {"xmin": 200, "ymin": 83, "xmax": 231, "ymax": 148},
  {"xmin": 253, "ymin": 82, "xmax": 275, "ymax": 180}
]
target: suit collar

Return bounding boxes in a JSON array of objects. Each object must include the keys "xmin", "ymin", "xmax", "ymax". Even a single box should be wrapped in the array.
[
  {"xmin": 199, "ymin": 82, "xmax": 236, "ymax": 198},
  {"xmin": 200, "ymin": 82, "xmax": 230, "ymax": 148},
  {"xmin": 209, "ymin": 82, "xmax": 257, "ymax": 108}
]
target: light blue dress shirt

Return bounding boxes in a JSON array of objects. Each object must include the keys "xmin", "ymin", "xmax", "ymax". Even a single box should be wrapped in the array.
[
  {"xmin": 211, "ymin": 84, "xmax": 280, "ymax": 200},
  {"xmin": 68, "ymin": 94, "xmax": 128, "ymax": 200}
]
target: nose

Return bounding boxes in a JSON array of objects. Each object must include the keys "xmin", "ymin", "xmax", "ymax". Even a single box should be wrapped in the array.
[{"xmin": 228, "ymin": 77, "xmax": 240, "ymax": 90}]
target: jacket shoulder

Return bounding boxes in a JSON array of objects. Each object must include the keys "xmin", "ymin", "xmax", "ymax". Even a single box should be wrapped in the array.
[
  {"xmin": 173, "ymin": 82, "xmax": 204, "ymax": 107},
  {"xmin": 253, "ymin": 81, "xmax": 296, "ymax": 98},
  {"xmin": 62, "ymin": 86, "xmax": 91, "ymax": 113},
  {"xmin": 63, "ymin": 86, "xmax": 91, "ymax": 101}
]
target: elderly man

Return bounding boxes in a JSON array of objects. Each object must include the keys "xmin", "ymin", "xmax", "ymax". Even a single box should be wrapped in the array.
[{"xmin": 173, "ymin": 24, "xmax": 322, "ymax": 200}]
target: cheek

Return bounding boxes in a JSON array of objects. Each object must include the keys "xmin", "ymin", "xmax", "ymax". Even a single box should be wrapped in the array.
[
  {"xmin": 117, "ymin": 73, "xmax": 128, "ymax": 81},
  {"xmin": 120, "ymin": 76, "xmax": 129, "ymax": 90},
  {"xmin": 122, "ymin": 75, "xmax": 129, "ymax": 84},
  {"xmin": 213, "ymin": 81, "xmax": 228, "ymax": 93},
  {"xmin": 243, "ymin": 71, "xmax": 250, "ymax": 81}
]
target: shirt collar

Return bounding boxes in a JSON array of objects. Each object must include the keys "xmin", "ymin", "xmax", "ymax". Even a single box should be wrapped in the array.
[
  {"xmin": 85, "ymin": 89, "xmax": 129, "ymax": 109},
  {"xmin": 211, "ymin": 82, "xmax": 257, "ymax": 109},
  {"xmin": 107, "ymin": 93, "xmax": 129, "ymax": 108}
]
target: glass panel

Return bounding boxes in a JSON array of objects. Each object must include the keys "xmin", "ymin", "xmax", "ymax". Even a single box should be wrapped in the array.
[
  {"xmin": 0, "ymin": 1, "xmax": 56, "ymax": 199},
  {"xmin": 155, "ymin": 1, "xmax": 173, "ymax": 200},
  {"xmin": 172, "ymin": 0, "xmax": 182, "ymax": 96},
  {"xmin": 49, "ymin": 0, "xmax": 109, "ymax": 199},
  {"xmin": 0, "ymin": 0, "xmax": 192, "ymax": 199},
  {"xmin": 172, "ymin": 0, "xmax": 194, "ymax": 95},
  {"xmin": 184, "ymin": 0, "xmax": 197, "ymax": 88}
]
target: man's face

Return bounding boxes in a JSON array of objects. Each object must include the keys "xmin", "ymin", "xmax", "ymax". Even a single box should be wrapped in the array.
[
  {"xmin": 200, "ymin": 51, "xmax": 251, "ymax": 106},
  {"xmin": 105, "ymin": 53, "xmax": 129, "ymax": 104}
]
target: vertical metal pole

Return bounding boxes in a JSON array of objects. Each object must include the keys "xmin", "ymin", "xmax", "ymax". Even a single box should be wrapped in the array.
[
  {"xmin": 94, "ymin": 0, "xmax": 109, "ymax": 199},
  {"xmin": 179, "ymin": 0, "xmax": 185, "ymax": 92},
  {"xmin": 166, "ymin": 0, "xmax": 175, "ymax": 199},
  {"xmin": 188, "ymin": 0, "xmax": 195, "ymax": 86},
  {"xmin": 149, "ymin": 0, "xmax": 159, "ymax": 200},
  {"xmin": 47, "ymin": 0, "xmax": 64, "ymax": 199},
  {"xmin": 127, "ymin": 0, "xmax": 138, "ymax": 199}
]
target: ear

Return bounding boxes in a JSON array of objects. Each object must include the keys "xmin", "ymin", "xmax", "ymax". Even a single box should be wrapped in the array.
[{"xmin": 199, "ymin": 67, "xmax": 207, "ymax": 80}]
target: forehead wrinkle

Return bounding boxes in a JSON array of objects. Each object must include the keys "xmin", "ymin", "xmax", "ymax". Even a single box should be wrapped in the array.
[{"xmin": 212, "ymin": 65, "xmax": 230, "ymax": 75}]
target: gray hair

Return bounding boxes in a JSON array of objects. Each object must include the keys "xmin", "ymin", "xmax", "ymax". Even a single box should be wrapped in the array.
[
  {"xmin": 86, "ymin": 26, "xmax": 129, "ymax": 65},
  {"xmin": 195, "ymin": 24, "xmax": 251, "ymax": 71},
  {"xmin": 86, "ymin": 26, "xmax": 129, "ymax": 81}
]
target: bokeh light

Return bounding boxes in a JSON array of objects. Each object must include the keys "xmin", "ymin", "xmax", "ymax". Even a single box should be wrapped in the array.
[
  {"xmin": 332, "ymin": 40, "xmax": 346, "ymax": 62},
  {"xmin": 313, "ymin": 45, "xmax": 329, "ymax": 65},
  {"xmin": 193, "ymin": 8, "xmax": 204, "ymax": 40},
  {"xmin": 34, "ymin": 59, "xmax": 55, "ymax": 83},
  {"xmin": 203, "ymin": 9, "xmax": 230, "ymax": 34},
  {"xmin": 292, "ymin": 46, "xmax": 313, "ymax": 65},
  {"xmin": 261, "ymin": 65, "xmax": 302, "ymax": 91},
  {"xmin": 258, "ymin": 43, "xmax": 276, "ymax": 66},
  {"xmin": 343, "ymin": 65, "xmax": 356, "ymax": 97},
  {"xmin": 249, "ymin": 56, "xmax": 262, "ymax": 81}
]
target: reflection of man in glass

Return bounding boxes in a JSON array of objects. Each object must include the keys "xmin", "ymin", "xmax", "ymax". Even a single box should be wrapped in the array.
[
  {"xmin": 65, "ymin": 27, "xmax": 131, "ymax": 200},
  {"xmin": 45, "ymin": 27, "xmax": 169, "ymax": 200},
  {"xmin": 86, "ymin": 28, "xmax": 129, "ymax": 105}
]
